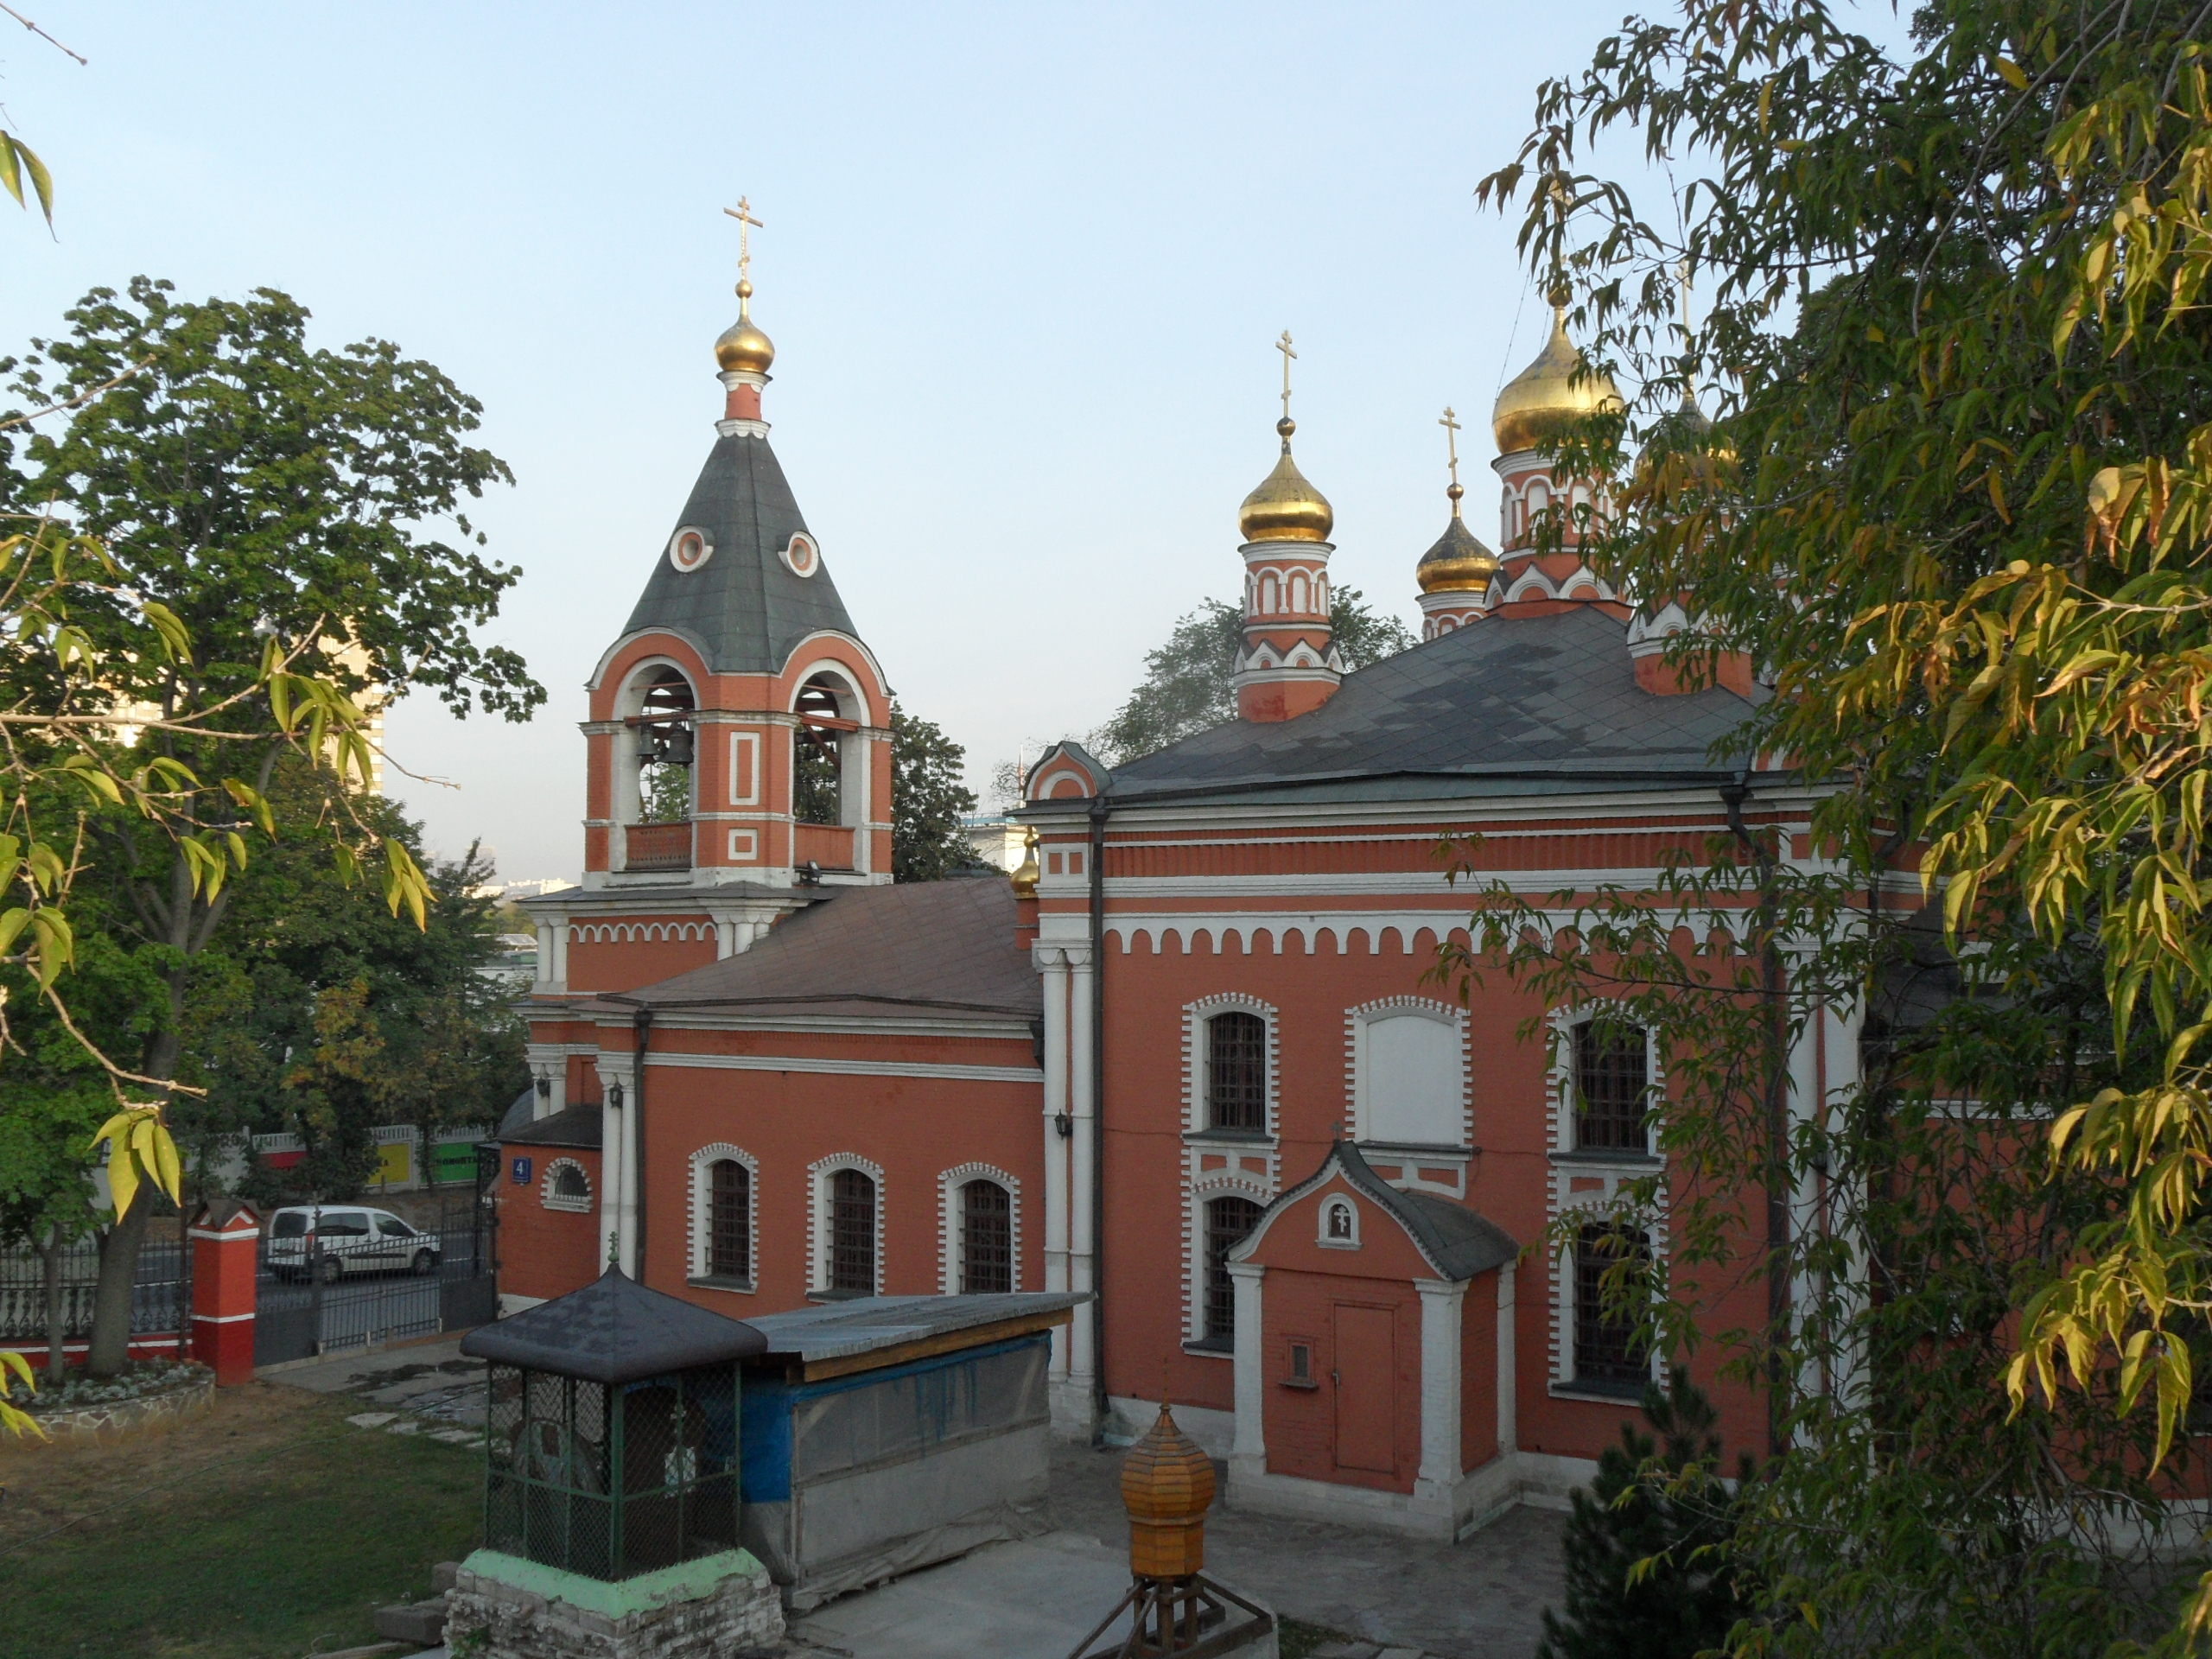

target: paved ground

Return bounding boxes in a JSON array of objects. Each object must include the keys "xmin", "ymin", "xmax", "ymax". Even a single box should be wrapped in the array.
[
  {"xmin": 1046, "ymin": 1443, "xmax": 1564, "ymax": 1659},
  {"xmin": 283, "ymin": 1344, "xmax": 1566, "ymax": 1659}
]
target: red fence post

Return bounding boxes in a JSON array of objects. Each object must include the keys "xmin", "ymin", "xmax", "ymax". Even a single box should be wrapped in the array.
[{"xmin": 189, "ymin": 1200, "xmax": 260, "ymax": 1384}]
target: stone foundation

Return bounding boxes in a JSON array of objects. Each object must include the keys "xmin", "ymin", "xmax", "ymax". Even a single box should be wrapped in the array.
[
  {"xmin": 444, "ymin": 1547, "xmax": 785, "ymax": 1659},
  {"xmin": 26, "ymin": 1378, "xmax": 214, "ymax": 1440}
]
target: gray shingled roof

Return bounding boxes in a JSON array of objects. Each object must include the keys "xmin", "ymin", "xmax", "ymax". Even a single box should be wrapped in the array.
[
  {"xmin": 1236, "ymin": 1140, "xmax": 1519, "ymax": 1281},
  {"xmin": 501, "ymin": 1103, "xmax": 604, "ymax": 1150},
  {"xmin": 460, "ymin": 1268, "xmax": 764, "ymax": 1384},
  {"xmin": 1102, "ymin": 607, "xmax": 1767, "ymax": 804},
  {"xmin": 613, "ymin": 877, "xmax": 1039, "ymax": 1020},
  {"xmin": 623, "ymin": 434, "xmax": 862, "ymax": 676}
]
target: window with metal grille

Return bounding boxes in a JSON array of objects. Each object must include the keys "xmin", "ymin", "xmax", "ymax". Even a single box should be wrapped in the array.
[
  {"xmin": 1206, "ymin": 1013, "xmax": 1268, "ymax": 1133},
  {"xmin": 959, "ymin": 1179, "xmax": 1012, "ymax": 1294},
  {"xmin": 1573, "ymin": 1224, "xmax": 1651, "ymax": 1389},
  {"xmin": 1203, "ymin": 1196, "xmax": 1263, "ymax": 1342},
  {"xmin": 830, "ymin": 1168, "xmax": 876, "ymax": 1294},
  {"xmin": 708, "ymin": 1160, "xmax": 748, "ymax": 1281},
  {"xmin": 1573, "ymin": 1019, "xmax": 1649, "ymax": 1152},
  {"xmin": 553, "ymin": 1166, "xmax": 589, "ymax": 1200}
]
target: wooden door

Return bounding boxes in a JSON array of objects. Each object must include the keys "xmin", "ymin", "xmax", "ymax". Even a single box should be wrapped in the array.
[{"xmin": 1332, "ymin": 1303, "xmax": 1397, "ymax": 1474}]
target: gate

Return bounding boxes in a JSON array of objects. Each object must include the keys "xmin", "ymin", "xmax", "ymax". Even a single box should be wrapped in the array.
[{"xmin": 253, "ymin": 1167, "xmax": 499, "ymax": 1367}]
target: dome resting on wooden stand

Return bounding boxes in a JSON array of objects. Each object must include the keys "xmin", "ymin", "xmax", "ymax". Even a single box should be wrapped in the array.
[{"xmin": 1066, "ymin": 1401, "xmax": 1275, "ymax": 1659}]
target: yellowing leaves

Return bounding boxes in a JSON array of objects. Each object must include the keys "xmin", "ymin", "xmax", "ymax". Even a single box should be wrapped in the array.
[{"xmin": 90, "ymin": 1106, "xmax": 182, "ymax": 1221}]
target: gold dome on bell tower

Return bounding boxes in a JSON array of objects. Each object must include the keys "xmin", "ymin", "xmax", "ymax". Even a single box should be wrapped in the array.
[
  {"xmin": 1491, "ymin": 302, "xmax": 1620, "ymax": 456},
  {"xmin": 715, "ymin": 280, "xmax": 776, "ymax": 375},
  {"xmin": 1238, "ymin": 331, "xmax": 1333, "ymax": 544}
]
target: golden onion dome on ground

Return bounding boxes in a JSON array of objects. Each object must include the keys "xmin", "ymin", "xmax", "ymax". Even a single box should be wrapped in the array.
[
  {"xmin": 715, "ymin": 279, "xmax": 776, "ymax": 375},
  {"xmin": 1416, "ymin": 512, "xmax": 1500, "ymax": 594},
  {"xmin": 1492, "ymin": 304, "xmax": 1621, "ymax": 456},
  {"xmin": 1238, "ymin": 418, "xmax": 1334, "ymax": 543}
]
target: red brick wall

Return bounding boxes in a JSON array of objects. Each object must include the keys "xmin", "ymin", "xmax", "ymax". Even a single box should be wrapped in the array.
[
  {"xmin": 496, "ymin": 1145, "xmax": 604, "ymax": 1302},
  {"xmin": 1259, "ymin": 1269, "xmax": 1422, "ymax": 1493}
]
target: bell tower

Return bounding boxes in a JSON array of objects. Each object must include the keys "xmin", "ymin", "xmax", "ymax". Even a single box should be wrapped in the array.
[
  {"xmin": 1232, "ymin": 333, "xmax": 1343, "ymax": 722},
  {"xmin": 1414, "ymin": 406, "xmax": 1499, "ymax": 638}
]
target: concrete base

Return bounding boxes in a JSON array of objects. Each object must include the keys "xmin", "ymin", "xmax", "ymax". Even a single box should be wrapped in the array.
[
  {"xmin": 443, "ymin": 1547, "xmax": 783, "ymax": 1659},
  {"xmin": 1227, "ymin": 1449, "xmax": 1537, "ymax": 1541},
  {"xmin": 1050, "ymin": 1376, "xmax": 1099, "ymax": 1439}
]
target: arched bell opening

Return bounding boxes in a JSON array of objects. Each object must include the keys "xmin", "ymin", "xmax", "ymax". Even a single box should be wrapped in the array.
[
  {"xmin": 617, "ymin": 663, "xmax": 697, "ymax": 873},
  {"xmin": 790, "ymin": 668, "xmax": 868, "ymax": 874}
]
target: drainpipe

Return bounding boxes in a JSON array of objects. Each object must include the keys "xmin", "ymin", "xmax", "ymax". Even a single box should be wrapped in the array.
[
  {"xmin": 1089, "ymin": 793, "xmax": 1110, "ymax": 1425},
  {"xmin": 1720, "ymin": 771, "xmax": 1789, "ymax": 1459},
  {"xmin": 631, "ymin": 1007, "xmax": 655, "ymax": 1284}
]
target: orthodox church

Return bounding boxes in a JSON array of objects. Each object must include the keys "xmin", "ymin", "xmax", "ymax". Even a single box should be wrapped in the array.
[{"xmin": 505, "ymin": 248, "xmax": 1834, "ymax": 1538}]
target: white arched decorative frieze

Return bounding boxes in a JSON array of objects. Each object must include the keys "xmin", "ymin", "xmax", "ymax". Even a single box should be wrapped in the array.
[
  {"xmin": 807, "ymin": 1152, "xmax": 887, "ymax": 1295},
  {"xmin": 687, "ymin": 1141, "xmax": 759, "ymax": 1288},
  {"xmin": 540, "ymin": 1157, "xmax": 594, "ymax": 1214},
  {"xmin": 937, "ymin": 1162, "xmax": 1023, "ymax": 1295},
  {"xmin": 566, "ymin": 920, "xmax": 715, "ymax": 944}
]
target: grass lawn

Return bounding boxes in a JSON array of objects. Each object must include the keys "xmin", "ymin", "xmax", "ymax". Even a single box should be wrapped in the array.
[{"xmin": 0, "ymin": 1379, "xmax": 480, "ymax": 1659}]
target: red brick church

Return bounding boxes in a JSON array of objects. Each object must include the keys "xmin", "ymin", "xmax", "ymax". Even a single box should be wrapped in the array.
[{"xmin": 504, "ymin": 266, "xmax": 1834, "ymax": 1537}]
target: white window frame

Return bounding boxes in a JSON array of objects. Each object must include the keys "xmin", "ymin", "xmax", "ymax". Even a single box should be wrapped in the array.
[
  {"xmin": 728, "ymin": 730, "xmax": 761, "ymax": 806},
  {"xmin": 1554, "ymin": 1202, "xmax": 1665, "ymax": 1395},
  {"xmin": 688, "ymin": 1142, "xmax": 759, "ymax": 1289},
  {"xmin": 1317, "ymin": 1193, "xmax": 1361, "ymax": 1250},
  {"xmin": 540, "ymin": 1157, "xmax": 594, "ymax": 1214},
  {"xmin": 1185, "ymin": 1173, "xmax": 1272, "ymax": 1350},
  {"xmin": 1184, "ymin": 993, "xmax": 1280, "ymax": 1142},
  {"xmin": 809, "ymin": 1152, "xmax": 886, "ymax": 1296},
  {"xmin": 1548, "ymin": 1003, "xmax": 1661, "ymax": 1160},
  {"xmin": 1345, "ymin": 996, "xmax": 1470, "ymax": 1151},
  {"xmin": 938, "ymin": 1162, "xmax": 1022, "ymax": 1295}
]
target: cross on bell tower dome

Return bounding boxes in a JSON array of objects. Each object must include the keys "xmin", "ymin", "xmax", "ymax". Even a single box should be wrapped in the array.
[{"xmin": 1414, "ymin": 405, "xmax": 1498, "ymax": 639}]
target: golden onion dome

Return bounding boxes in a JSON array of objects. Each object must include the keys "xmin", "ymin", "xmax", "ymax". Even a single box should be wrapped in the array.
[
  {"xmin": 1416, "ymin": 510, "xmax": 1499, "ymax": 594},
  {"xmin": 1238, "ymin": 418, "xmax": 1334, "ymax": 544},
  {"xmin": 714, "ymin": 279, "xmax": 776, "ymax": 375},
  {"xmin": 1491, "ymin": 304, "xmax": 1621, "ymax": 456}
]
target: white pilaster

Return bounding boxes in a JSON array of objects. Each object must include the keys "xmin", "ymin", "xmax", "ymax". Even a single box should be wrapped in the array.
[
  {"xmin": 1414, "ymin": 1279, "xmax": 1467, "ymax": 1497},
  {"xmin": 1034, "ymin": 945, "xmax": 1071, "ymax": 1387},
  {"xmin": 1229, "ymin": 1262, "xmax": 1267, "ymax": 1475},
  {"xmin": 524, "ymin": 1044, "xmax": 568, "ymax": 1121},
  {"xmin": 1066, "ymin": 944, "xmax": 1097, "ymax": 1392},
  {"xmin": 1785, "ymin": 952, "xmax": 1824, "ymax": 1391},
  {"xmin": 534, "ymin": 923, "xmax": 557, "ymax": 992},
  {"xmin": 1496, "ymin": 1262, "xmax": 1518, "ymax": 1458},
  {"xmin": 1823, "ymin": 989, "xmax": 1867, "ymax": 1408},
  {"xmin": 599, "ymin": 1091, "xmax": 627, "ymax": 1277}
]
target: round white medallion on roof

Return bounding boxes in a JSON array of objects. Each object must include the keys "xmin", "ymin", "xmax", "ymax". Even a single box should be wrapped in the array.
[
  {"xmin": 780, "ymin": 531, "xmax": 820, "ymax": 579},
  {"xmin": 667, "ymin": 525, "xmax": 714, "ymax": 572}
]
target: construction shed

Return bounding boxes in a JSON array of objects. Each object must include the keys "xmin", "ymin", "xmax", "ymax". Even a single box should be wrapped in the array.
[{"xmin": 735, "ymin": 1293, "xmax": 1084, "ymax": 1609}]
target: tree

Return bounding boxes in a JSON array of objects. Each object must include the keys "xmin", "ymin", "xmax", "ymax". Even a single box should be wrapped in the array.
[
  {"xmin": 890, "ymin": 702, "xmax": 985, "ymax": 883},
  {"xmin": 1458, "ymin": 0, "xmax": 2212, "ymax": 1650},
  {"xmin": 1090, "ymin": 588, "xmax": 1415, "ymax": 764},
  {"xmin": 3, "ymin": 277, "xmax": 541, "ymax": 1371},
  {"xmin": 1538, "ymin": 1369, "xmax": 1756, "ymax": 1659}
]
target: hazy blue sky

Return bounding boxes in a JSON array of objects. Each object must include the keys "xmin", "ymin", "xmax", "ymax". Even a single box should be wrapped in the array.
[{"xmin": 3, "ymin": 3, "xmax": 1883, "ymax": 885}]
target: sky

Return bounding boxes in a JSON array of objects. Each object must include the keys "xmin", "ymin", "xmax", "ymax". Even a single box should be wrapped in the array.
[{"xmin": 2, "ymin": 3, "xmax": 1896, "ymax": 887}]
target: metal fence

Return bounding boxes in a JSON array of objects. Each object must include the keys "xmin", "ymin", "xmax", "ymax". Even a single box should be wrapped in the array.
[
  {"xmin": 0, "ymin": 1236, "xmax": 182, "ymax": 1345},
  {"xmin": 254, "ymin": 1185, "xmax": 499, "ymax": 1366}
]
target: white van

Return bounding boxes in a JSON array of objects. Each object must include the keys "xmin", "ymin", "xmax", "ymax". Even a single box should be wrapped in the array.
[{"xmin": 265, "ymin": 1206, "xmax": 442, "ymax": 1283}]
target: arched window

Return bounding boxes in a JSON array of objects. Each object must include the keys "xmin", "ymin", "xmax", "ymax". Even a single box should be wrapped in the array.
[
  {"xmin": 959, "ymin": 1179, "xmax": 1012, "ymax": 1294},
  {"xmin": 554, "ymin": 1166, "xmax": 589, "ymax": 1199},
  {"xmin": 1573, "ymin": 1224, "xmax": 1652, "ymax": 1390},
  {"xmin": 1204, "ymin": 1196, "xmax": 1264, "ymax": 1342},
  {"xmin": 830, "ymin": 1168, "xmax": 877, "ymax": 1294},
  {"xmin": 709, "ymin": 1160, "xmax": 750, "ymax": 1281},
  {"xmin": 1573, "ymin": 1018, "xmax": 1650, "ymax": 1152},
  {"xmin": 1262, "ymin": 574, "xmax": 1280, "ymax": 614},
  {"xmin": 1205, "ymin": 1012, "xmax": 1267, "ymax": 1133},
  {"xmin": 1289, "ymin": 572, "xmax": 1309, "ymax": 613}
]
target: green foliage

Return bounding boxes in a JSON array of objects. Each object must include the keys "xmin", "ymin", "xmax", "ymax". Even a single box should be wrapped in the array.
[
  {"xmin": 1091, "ymin": 588, "xmax": 1415, "ymax": 764},
  {"xmin": 791, "ymin": 730, "xmax": 841, "ymax": 827},
  {"xmin": 1538, "ymin": 1369, "xmax": 1756, "ymax": 1659},
  {"xmin": 890, "ymin": 702, "xmax": 985, "ymax": 883},
  {"xmin": 1459, "ymin": 0, "xmax": 2212, "ymax": 1650}
]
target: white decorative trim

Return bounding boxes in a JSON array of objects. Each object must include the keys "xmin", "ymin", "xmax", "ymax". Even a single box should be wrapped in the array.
[
  {"xmin": 938, "ymin": 1163, "xmax": 1023, "ymax": 1294},
  {"xmin": 645, "ymin": 1052, "xmax": 1041, "ymax": 1085},
  {"xmin": 1317, "ymin": 1193, "xmax": 1360, "ymax": 1249},
  {"xmin": 539, "ymin": 1157, "xmax": 594, "ymax": 1213},
  {"xmin": 666, "ymin": 525, "xmax": 714, "ymax": 572},
  {"xmin": 568, "ymin": 920, "xmax": 716, "ymax": 944},
  {"xmin": 1545, "ymin": 1004, "xmax": 1668, "ymax": 1389},
  {"xmin": 1182, "ymin": 993, "xmax": 1281, "ymax": 1140},
  {"xmin": 780, "ymin": 531, "xmax": 820, "ymax": 579},
  {"xmin": 1185, "ymin": 1168, "xmax": 1274, "ymax": 1346},
  {"xmin": 728, "ymin": 830, "xmax": 759, "ymax": 861},
  {"xmin": 1344, "ymin": 996, "xmax": 1471, "ymax": 1177},
  {"xmin": 808, "ymin": 1152, "xmax": 886, "ymax": 1295},
  {"xmin": 728, "ymin": 731, "xmax": 761, "ymax": 806},
  {"xmin": 688, "ymin": 1142, "xmax": 759, "ymax": 1287}
]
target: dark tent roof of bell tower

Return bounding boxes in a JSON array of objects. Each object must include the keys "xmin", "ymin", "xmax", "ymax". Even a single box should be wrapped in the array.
[{"xmin": 622, "ymin": 434, "xmax": 862, "ymax": 677}]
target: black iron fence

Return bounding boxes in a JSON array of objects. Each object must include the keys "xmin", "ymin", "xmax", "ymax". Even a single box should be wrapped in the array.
[
  {"xmin": 254, "ymin": 1187, "xmax": 499, "ymax": 1366},
  {"xmin": 0, "ymin": 1236, "xmax": 182, "ymax": 1345}
]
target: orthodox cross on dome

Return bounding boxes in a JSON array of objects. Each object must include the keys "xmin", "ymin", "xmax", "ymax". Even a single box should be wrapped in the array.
[
  {"xmin": 1439, "ymin": 405, "xmax": 1463, "ymax": 514},
  {"xmin": 724, "ymin": 197, "xmax": 763, "ymax": 284},
  {"xmin": 1275, "ymin": 330, "xmax": 1297, "ymax": 424}
]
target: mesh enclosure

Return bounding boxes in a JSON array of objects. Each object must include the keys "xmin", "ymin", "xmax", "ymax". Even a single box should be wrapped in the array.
[{"xmin": 483, "ymin": 1359, "xmax": 741, "ymax": 1580}]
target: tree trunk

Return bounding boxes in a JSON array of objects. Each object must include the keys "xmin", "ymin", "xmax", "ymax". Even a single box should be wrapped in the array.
[
  {"xmin": 86, "ymin": 1198, "xmax": 149, "ymax": 1376},
  {"xmin": 42, "ymin": 1223, "xmax": 67, "ymax": 1383}
]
